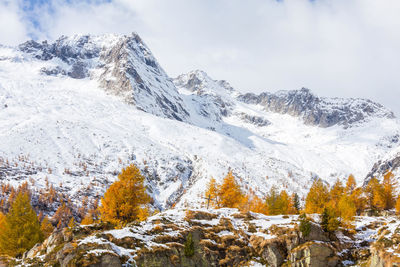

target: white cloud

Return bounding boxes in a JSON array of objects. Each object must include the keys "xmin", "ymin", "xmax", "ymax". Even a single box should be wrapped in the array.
[
  {"xmin": 0, "ymin": 0, "xmax": 29, "ymax": 45},
  {"xmin": 3, "ymin": 0, "xmax": 400, "ymax": 115}
]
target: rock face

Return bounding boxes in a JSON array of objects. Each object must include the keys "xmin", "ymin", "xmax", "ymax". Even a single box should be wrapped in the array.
[
  {"xmin": 19, "ymin": 34, "xmax": 190, "ymax": 122},
  {"xmin": 238, "ymin": 88, "xmax": 395, "ymax": 128},
  {"xmin": 22, "ymin": 209, "xmax": 355, "ymax": 267},
  {"xmin": 21, "ymin": 209, "xmax": 400, "ymax": 267},
  {"xmin": 174, "ymin": 70, "xmax": 235, "ymax": 123},
  {"xmin": 289, "ymin": 241, "xmax": 339, "ymax": 267},
  {"xmin": 98, "ymin": 34, "xmax": 189, "ymax": 121},
  {"xmin": 365, "ymin": 152, "xmax": 400, "ymax": 185}
]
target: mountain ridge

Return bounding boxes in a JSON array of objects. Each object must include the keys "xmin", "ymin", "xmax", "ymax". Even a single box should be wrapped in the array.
[{"xmin": 1, "ymin": 33, "xmax": 399, "ymax": 210}]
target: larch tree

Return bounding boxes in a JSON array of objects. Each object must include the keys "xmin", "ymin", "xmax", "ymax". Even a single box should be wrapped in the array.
[
  {"xmin": 248, "ymin": 194, "xmax": 268, "ymax": 215},
  {"xmin": 217, "ymin": 171, "xmax": 245, "ymax": 209},
  {"xmin": 365, "ymin": 177, "xmax": 382, "ymax": 211},
  {"xmin": 395, "ymin": 196, "xmax": 400, "ymax": 215},
  {"xmin": 52, "ymin": 201, "xmax": 73, "ymax": 229},
  {"xmin": 40, "ymin": 216, "xmax": 54, "ymax": 239},
  {"xmin": 205, "ymin": 177, "xmax": 220, "ymax": 208},
  {"xmin": 381, "ymin": 171, "xmax": 396, "ymax": 210},
  {"xmin": 345, "ymin": 175, "xmax": 356, "ymax": 194},
  {"xmin": 99, "ymin": 164, "xmax": 151, "ymax": 225},
  {"xmin": 0, "ymin": 192, "xmax": 43, "ymax": 257},
  {"xmin": 305, "ymin": 179, "xmax": 330, "ymax": 214},
  {"xmin": 338, "ymin": 194, "xmax": 357, "ymax": 223},
  {"xmin": 328, "ymin": 179, "xmax": 344, "ymax": 215}
]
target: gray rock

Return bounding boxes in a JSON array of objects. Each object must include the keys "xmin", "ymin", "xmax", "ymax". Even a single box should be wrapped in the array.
[
  {"xmin": 238, "ymin": 88, "xmax": 395, "ymax": 128},
  {"xmin": 289, "ymin": 241, "xmax": 339, "ymax": 267}
]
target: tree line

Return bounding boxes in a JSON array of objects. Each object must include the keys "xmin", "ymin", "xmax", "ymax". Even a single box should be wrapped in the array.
[
  {"xmin": 205, "ymin": 170, "xmax": 400, "ymax": 232},
  {"xmin": 0, "ymin": 163, "xmax": 398, "ymax": 258}
]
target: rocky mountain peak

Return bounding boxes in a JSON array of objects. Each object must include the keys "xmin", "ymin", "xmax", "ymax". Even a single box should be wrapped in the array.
[
  {"xmin": 174, "ymin": 70, "xmax": 235, "ymax": 95},
  {"xmin": 238, "ymin": 88, "xmax": 395, "ymax": 128},
  {"xmin": 18, "ymin": 33, "xmax": 190, "ymax": 121}
]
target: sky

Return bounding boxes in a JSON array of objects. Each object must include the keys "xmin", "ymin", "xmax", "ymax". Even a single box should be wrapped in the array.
[{"xmin": 1, "ymin": 0, "xmax": 400, "ymax": 115}]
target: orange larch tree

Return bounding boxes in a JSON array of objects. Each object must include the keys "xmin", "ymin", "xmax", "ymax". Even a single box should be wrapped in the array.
[
  {"xmin": 217, "ymin": 171, "xmax": 245, "ymax": 209},
  {"xmin": 99, "ymin": 164, "xmax": 151, "ymax": 225},
  {"xmin": 305, "ymin": 179, "xmax": 330, "ymax": 214}
]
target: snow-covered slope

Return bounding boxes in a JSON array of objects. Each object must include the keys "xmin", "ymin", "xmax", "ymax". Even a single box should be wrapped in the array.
[{"xmin": 1, "ymin": 33, "xmax": 399, "ymax": 209}]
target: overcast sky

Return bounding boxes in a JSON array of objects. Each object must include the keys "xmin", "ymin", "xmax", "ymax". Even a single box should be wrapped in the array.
[{"xmin": 1, "ymin": 0, "xmax": 400, "ymax": 115}]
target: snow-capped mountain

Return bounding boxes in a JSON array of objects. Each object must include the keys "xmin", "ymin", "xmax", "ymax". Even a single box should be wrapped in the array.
[{"xmin": 1, "ymin": 33, "xmax": 399, "ymax": 209}]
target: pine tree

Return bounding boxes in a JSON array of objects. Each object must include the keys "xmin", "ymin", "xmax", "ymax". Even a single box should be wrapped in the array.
[
  {"xmin": 99, "ymin": 164, "xmax": 151, "ymax": 225},
  {"xmin": 305, "ymin": 179, "xmax": 329, "ymax": 214},
  {"xmin": 217, "ymin": 171, "xmax": 245, "ymax": 209},
  {"xmin": 0, "ymin": 192, "xmax": 43, "ymax": 257},
  {"xmin": 265, "ymin": 186, "xmax": 281, "ymax": 215},
  {"xmin": 292, "ymin": 193, "xmax": 301, "ymax": 213},
  {"xmin": 321, "ymin": 207, "xmax": 340, "ymax": 233}
]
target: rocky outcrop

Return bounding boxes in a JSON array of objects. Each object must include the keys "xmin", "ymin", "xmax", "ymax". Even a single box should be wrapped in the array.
[
  {"xmin": 98, "ymin": 34, "xmax": 190, "ymax": 121},
  {"xmin": 238, "ymin": 88, "xmax": 395, "ymax": 128},
  {"xmin": 289, "ymin": 241, "xmax": 339, "ymax": 267},
  {"xmin": 19, "ymin": 34, "xmax": 190, "ymax": 122},
  {"xmin": 21, "ymin": 209, "xmax": 400, "ymax": 267},
  {"xmin": 174, "ymin": 70, "xmax": 234, "ymax": 122},
  {"xmin": 365, "ymin": 151, "xmax": 400, "ymax": 185},
  {"xmin": 22, "ymin": 209, "xmax": 354, "ymax": 267}
]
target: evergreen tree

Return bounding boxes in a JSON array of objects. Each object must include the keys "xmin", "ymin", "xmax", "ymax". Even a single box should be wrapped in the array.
[
  {"xmin": 292, "ymin": 193, "xmax": 301, "ymax": 213},
  {"xmin": 100, "ymin": 164, "xmax": 151, "ymax": 225},
  {"xmin": 0, "ymin": 192, "xmax": 43, "ymax": 257},
  {"xmin": 321, "ymin": 207, "xmax": 339, "ymax": 233},
  {"xmin": 184, "ymin": 233, "xmax": 195, "ymax": 257},
  {"xmin": 265, "ymin": 186, "xmax": 281, "ymax": 215}
]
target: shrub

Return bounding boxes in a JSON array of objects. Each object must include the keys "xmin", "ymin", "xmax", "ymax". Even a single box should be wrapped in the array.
[
  {"xmin": 299, "ymin": 213, "xmax": 311, "ymax": 237},
  {"xmin": 184, "ymin": 233, "xmax": 195, "ymax": 257}
]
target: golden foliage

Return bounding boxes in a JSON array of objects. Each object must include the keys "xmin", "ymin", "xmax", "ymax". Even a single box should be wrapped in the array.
[
  {"xmin": 205, "ymin": 177, "xmax": 219, "ymax": 208},
  {"xmin": 0, "ymin": 192, "xmax": 43, "ymax": 257},
  {"xmin": 305, "ymin": 179, "xmax": 329, "ymax": 214},
  {"xmin": 99, "ymin": 164, "xmax": 151, "ymax": 225},
  {"xmin": 40, "ymin": 216, "xmax": 54, "ymax": 239}
]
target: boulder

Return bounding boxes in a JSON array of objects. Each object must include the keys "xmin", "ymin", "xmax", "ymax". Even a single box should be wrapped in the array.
[{"xmin": 289, "ymin": 241, "xmax": 339, "ymax": 267}]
